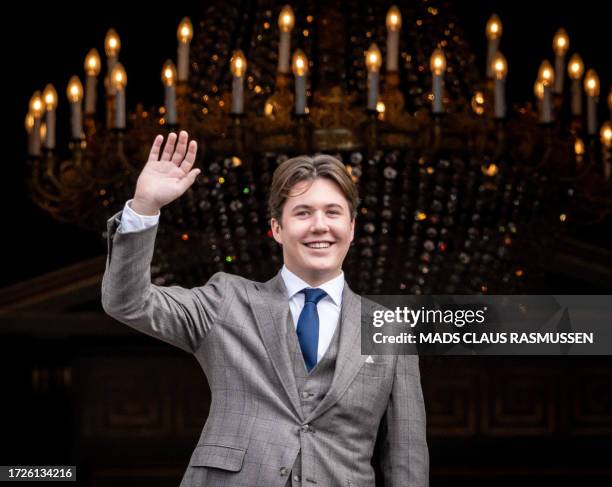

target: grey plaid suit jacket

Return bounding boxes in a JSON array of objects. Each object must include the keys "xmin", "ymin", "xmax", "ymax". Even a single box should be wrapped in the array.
[{"xmin": 101, "ymin": 211, "xmax": 429, "ymax": 487}]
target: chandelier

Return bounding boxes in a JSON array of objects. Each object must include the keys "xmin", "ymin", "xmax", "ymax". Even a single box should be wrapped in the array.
[{"xmin": 23, "ymin": 0, "xmax": 612, "ymax": 294}]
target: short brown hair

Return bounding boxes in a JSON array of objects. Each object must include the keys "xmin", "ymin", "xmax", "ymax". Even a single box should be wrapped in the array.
[{"xmin": 268, "ymin": 155, "xmax": 359, "ymax": 223}]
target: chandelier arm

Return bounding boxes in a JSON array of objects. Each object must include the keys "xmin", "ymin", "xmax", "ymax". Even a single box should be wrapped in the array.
[{"xmin": 28, "ymin": 158, "xmax": 71, "ymax": 204}]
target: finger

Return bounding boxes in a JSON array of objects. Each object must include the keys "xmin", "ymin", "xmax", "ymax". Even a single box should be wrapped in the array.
[
  {"xmin": 160, "ymin": 132, "xmax": 177, "ymax": 161},
  {"xmin": 171, "ymin": 130, "xmax": 189, "ymax": 166},
  {"xmin": 178, "ymin": 168, "xmax": 201, "ymax": 193},
  {"xmin": 148, "ymin": 135, "xmax": 164, "ymax": 161},
  {"xmin": 179, "ymin": 140, "xmax": 198, "ymax": 173}
]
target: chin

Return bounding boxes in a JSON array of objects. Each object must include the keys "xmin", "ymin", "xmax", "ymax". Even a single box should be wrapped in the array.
[{"xmin": 302, "ymin": 261, "xmax": 330, "ymax": 271}]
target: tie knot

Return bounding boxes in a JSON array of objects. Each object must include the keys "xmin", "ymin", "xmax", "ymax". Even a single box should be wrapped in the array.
[{"xmin": 302, "ymin": 288, "xmax": 327, "ymax": 305}]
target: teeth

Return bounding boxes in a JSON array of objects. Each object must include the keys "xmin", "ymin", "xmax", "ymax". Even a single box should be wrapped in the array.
[{"xmin": 306, "ymin": 242, "xmax": 331, "ymax": 249}]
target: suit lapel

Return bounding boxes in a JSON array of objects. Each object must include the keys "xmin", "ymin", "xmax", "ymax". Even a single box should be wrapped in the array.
[
  {"xmin": 245, "ymin": 272, "xmax": 304, "ymax": 421},
  {"xmin": 305, "ymin": 283, "xmax": 368, "ymax": 423}
]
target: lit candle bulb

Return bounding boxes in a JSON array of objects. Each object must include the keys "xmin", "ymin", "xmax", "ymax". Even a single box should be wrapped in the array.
[
  {"xmin": 162, "ymin": 60, "xmax": 178, "ymax": 125},
  {"xmin": 552, "ymin": 28, "xmax": 569, "ymax": 94},
  {"xmin": 39, "ymin": 122, "xmax": 47, "ymax": 147},
  {"xmin": 600, "ymin": 121, "xmax": 612, "ymax": 180},
  {"xmin": 104, "ymin": 28, "xmax": 120, "ymax": 70},
  {"xmin": 177, "ymin": 17, "xmax": 193, "ymax": 82},
  {"xmin": 385, "ymin": 5, "xmax": 402, "ymax": 72},
  {"xmin": 574, "ymin": 137, "xmax": 585, "ymax": 168},
  {"xmin": 538, "ymin": 60, "xmax": 554, "ymax": 123},
  {"xmin": 230, "ymin": 50, "xmax": 247, "ymax": 114},
  {"xmin": 104, "ymin": 29, "xmax": 121, "ymax": 95},
  {"xmin": 42, "ymin": 84, "xmax": 57, "ymax": 149},
  {"xmin": 534, "ymin": 79, "xmax": 544, "ymax": 120},
  {"xmin": 28, "ymin": 91, "xmax": 43, "ymax": 156},
  {"xmin": 492, "ymin": 51, "xmax": 507, "ymax": 119},
  {"xmin": 277, "ymin": 5, "xmax": 295, "ymax": 74},
  {"xmin": 84, "ymin": 48, "xmax": 101, "ymax": 115},
  {"xmin": 292, "ymin": 49, "xmax": 308, "ymax": 115},
  {"xmin": 567, "ymin": 53, "xmax": 584, "ymax": 116},
  {"xmin": 584, "ymin": 69, "xmax": 600, "ymax": 135},
  {"xmin": 365, "ymin": 43, "xmax": 382, "ymax": 111},
  {"xmin": 376, "ymin": 101, "xmax": 386, "ymax": 119},
  {"xmin": 600, "ymin": 121, "xmax": 612, "ymax": 146},
  {"xmin": 67, "ymin": 76, "xmax": 84, "ymax": 140},
  {"xmin": 25, "ymin": 112, "xmax": 35, "ymax": 155},
  {"xmin": 486, "ymin": 14, "xmax": 502, "ymax": 79},
  {"xmin": 430, "ymin": 48, "xmax": 446, "ymax": 114},
  {"xmin": 110, "ymin": 63, "xmax": 127, "ymax": 129}
]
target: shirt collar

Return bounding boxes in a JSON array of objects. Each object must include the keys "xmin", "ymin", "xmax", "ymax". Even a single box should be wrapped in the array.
[{"xmin": 281, "ymin": 265, "xmax": 345, "ymax": 307}]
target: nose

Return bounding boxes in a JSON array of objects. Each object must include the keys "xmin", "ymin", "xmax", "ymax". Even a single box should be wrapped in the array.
[{"xmin": 310, "ymin": 210, "xmax": 330, "ymax": 233}]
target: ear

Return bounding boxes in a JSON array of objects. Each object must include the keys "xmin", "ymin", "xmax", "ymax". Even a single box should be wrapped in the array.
[
  {"xmin": 349, "ymin": 216, "xmax": 355, "ymax": 243},
  {"xmin": 270, "ymin": 217, "xmax": 283, "ymax": 245}
]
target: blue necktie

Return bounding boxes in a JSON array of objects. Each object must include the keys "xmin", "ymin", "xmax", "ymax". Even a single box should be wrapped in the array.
[{"xmin": 296, "ymin": 288, "xmax": 327, "ymax": 372}]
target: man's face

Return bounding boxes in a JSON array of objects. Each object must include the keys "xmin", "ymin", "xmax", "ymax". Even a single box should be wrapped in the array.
[{"xmin": 271, "ymin": 178, "xmax": 355, "ymax": 286}]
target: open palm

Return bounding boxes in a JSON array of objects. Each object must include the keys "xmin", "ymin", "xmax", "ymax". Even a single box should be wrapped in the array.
[{"xmin": 133, "ymin": 131, "xmax": 200, "ymax": 212}]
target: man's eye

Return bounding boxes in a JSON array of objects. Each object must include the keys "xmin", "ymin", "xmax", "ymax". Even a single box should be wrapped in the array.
[{"xmin": 296, "ymin": 211, "xmax": 309, "ymax": 216}]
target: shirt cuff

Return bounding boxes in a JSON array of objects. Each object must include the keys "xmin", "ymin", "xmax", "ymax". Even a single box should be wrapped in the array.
[{"xmin": 117, "ymin": 199, "xmax": 160, "ymax": 234}]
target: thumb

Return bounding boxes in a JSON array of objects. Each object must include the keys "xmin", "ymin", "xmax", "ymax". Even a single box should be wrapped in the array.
[{"xmin": 180, "ymin": 168, "xmax": 201, "ymax": 192}]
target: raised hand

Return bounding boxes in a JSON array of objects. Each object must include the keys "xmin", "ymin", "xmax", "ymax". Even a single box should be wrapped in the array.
[{"xmin": 131, "ymin": 131, "xmax": 200, "ymax": 215}]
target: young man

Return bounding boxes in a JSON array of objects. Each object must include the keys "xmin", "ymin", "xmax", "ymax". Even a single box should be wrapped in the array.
[{"xmin": 102, "ymin": 131, "xmax": 428, "ymax": 486}]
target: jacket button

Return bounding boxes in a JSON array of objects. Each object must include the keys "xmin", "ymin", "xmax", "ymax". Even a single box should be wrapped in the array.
[
  {"xmin": 293, "ymin": 474, "xmax": 301, "ymax": 481},
  {"xmin": 280, "ymin": 467, "xmax": 288, "ymax": 476}
]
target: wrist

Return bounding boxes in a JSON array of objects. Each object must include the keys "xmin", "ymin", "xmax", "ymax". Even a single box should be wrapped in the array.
[{"xmin": 130, "ymin": 197, "xmax": 160, "ymax": 216}]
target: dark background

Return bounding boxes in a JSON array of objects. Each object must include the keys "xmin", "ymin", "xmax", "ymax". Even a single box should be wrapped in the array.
[
  {"xmin": 3, "ymin": 0, "xmax": 610, "ymax": 288},
  {"xmin": 1, "ymin": 1, "xmax": 611, "ymax": 485}
]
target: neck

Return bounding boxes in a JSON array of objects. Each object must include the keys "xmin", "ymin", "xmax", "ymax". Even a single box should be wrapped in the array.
[{"xmin": 285, "ymin": 264, "xmax": 342, "ymax": 287}]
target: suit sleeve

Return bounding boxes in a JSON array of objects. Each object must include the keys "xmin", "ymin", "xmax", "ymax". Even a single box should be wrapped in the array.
[
  {"xmin": 378, "ymin": 354, "xmax": 429, "ymax": 486},
  {"xmin": 101, "ymin": 210, "xmax": 228, "ymax": 354}
]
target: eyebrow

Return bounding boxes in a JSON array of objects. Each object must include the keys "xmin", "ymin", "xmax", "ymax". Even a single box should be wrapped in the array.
[{"xmin": 291, "ymin": 203, "xmax": 345, "ymax": 212}]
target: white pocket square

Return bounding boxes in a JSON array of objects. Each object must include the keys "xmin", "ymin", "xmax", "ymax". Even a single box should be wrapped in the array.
[{"xmin": 365, "ymin": 355, "xmax": 375, "ymax": 364}]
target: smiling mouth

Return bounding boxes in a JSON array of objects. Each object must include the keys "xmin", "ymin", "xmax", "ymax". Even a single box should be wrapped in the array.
[{"xmin": 303, "ymin": 241, "xmax": 334, "ymax": 249}]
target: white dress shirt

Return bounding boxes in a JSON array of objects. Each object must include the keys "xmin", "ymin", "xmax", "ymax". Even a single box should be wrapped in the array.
[
  {"xmin": 280, "ymin": 265, "xmax": 344, "ymax": 362},
  {"xmin": 117, "ymin": 199, "xmax": 345, "ymax": 361}
]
